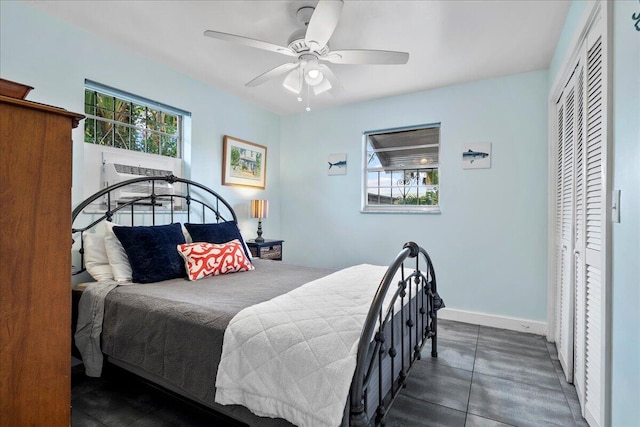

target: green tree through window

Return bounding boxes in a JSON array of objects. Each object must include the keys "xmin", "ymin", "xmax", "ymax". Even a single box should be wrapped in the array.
[{"xmin": 84, "ymin": 83, "xmax": 184, "ymax": 159}]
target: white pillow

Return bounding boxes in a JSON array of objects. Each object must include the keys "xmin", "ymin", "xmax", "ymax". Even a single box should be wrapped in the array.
[
  {"xmin": 104, "ymin": 221, "xmax": 133, "ymax": 282},
  {"xmin": 82, "ymin": 232, "xmax": 113, "ymax": 281},
  {"xmin": 182, "ymin": 224, "xmax": 192, "ymax": 243}
]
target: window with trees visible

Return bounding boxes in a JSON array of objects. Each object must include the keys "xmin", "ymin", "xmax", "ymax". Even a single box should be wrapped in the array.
[
  {"xmin": 362, "ymin": 124, "xmax": 440, "ymax": 213},
  {"xmin": 84, "ymin": 81, "xmax": 187, "ymax": 158}
]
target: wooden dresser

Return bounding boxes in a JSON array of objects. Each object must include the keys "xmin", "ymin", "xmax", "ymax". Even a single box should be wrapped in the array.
[{"xmin": 0, "ymin": 94, "xmax": 84, "ymax": 426}]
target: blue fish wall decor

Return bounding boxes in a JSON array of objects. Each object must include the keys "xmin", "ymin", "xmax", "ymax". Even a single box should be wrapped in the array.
[
  {"xmin": 462, "ymin": 149, "xmax": 489, "ymax": 164},
  {"xmin": 328, "ymin": 160, "xmax": 347, "ymax": 169},
  {"xmin": 461, "ymin": 143, "xmax": 492, "ymax": 169},
  {"xmin": 328, "ymin": 153, "xmax": 347, "ymax": 175}
]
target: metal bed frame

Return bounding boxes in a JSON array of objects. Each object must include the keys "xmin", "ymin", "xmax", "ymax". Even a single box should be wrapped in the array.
[
  {"xmin": 71, "ymin": 175, "xmax": 235, "ymax": 275},
  {"xmin": 71, "ymin": 175, "xmax": 444, "ymax": 426}
]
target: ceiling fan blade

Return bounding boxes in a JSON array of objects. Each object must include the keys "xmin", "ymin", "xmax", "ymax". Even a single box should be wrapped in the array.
[
  {"xmin": 323, "ymin": 49, "xmax": 409, "ymax": 65},
  {"xmin": 246, "ymin": 62, "xmax": 299, "ymax": 87},
  {"xmin": 204, "ymin": 30, "xmax": 295, "ymax": 57},
  {"xmin": 305, "ymin": 0, "xmax": 344, "ymax": 52}
]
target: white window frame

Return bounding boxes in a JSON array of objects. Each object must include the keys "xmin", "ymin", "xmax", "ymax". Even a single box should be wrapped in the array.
[
  {"xmin": 84, "ymin": 80, "xmax": 190, "ymax": 159},
  {"xmin": 361, "ymin": 123, "xmax": 441, "ymax": 214}
]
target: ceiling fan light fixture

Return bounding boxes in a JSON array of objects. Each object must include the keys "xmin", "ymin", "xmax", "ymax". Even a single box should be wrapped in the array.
[
  {"xmin": 312, "ymin": 78, "xmax": 332, "ymax": 95},
  {"xmin": 283, "ymin": 68, "xmax": 302, "ymax": 94},
  {"xmin": 307, "ymin": 69, "xmax": 321, "ymax": 79},
  {"xmin": 302, "ymin": 56, "xmax": 324, "ymax": 86},
  {"xmin": 304, "ymin": 68, "xmax": 324, "ymax": 86}
]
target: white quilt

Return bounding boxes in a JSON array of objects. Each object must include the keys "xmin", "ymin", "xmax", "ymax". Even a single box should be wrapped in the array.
[{"xmin": 214, "ymin": 264, "xmax": 392, "ymax": 427}]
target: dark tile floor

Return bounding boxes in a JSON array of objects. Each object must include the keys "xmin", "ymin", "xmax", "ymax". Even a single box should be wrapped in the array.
[{"xmin": 71, "ymin": 319, "xmax": 588, "ymax": 426}]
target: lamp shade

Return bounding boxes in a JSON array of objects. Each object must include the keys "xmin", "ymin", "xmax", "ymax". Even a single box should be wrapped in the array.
[
  {"xmin": 250, "ymin": 200, "xmax": 269, "ymax": 219},
  {"xmin": 303, "ymin": 58, "xmax": 324, "ymax": 86},
  {"xmin": 283, "ymin": 67, "xmax": 303, "ymax": 94}
]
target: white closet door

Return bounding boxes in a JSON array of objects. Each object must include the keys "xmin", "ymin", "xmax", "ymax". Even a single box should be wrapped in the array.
[
  {"xmin": 557, "ymin": 74, "xmax": 576, "ymax": 383},
  {"xmin": 553, "ymin": 101, "xmax": 564, "ymax": 345},
  {"xmin": 583, "ymin": 27, "xmax": 606, "ymax": 427},
  {"xmin": 551, "ymin": 4, "xmax": 608, "ymax": 426},
  {"xmin": 573, "ymin": 62, "xmax": 587, "ymax": 408}
]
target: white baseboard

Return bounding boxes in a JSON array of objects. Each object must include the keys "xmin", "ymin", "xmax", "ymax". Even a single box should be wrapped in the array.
[{"xmin": 437, "ymin": 307, "xmax": 548, "ymax": 337}]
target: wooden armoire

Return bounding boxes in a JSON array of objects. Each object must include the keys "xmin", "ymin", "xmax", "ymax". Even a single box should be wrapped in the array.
[{"xmin": 0, "ymin": 93, "xmax": 84, "ymax": 426}]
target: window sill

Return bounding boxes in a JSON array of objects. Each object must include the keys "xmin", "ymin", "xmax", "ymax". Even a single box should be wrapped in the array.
[{"xmin": 360, "ymin": 206, "xmax": 441, "ymax": 215}]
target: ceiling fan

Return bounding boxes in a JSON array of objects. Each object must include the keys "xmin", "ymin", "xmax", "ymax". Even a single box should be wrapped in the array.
[{"xmin": 203, "ymin": 0, "xmax": 409, "ymax": 103}]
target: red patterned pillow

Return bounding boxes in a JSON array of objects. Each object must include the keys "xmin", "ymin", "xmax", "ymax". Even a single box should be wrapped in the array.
[{"xmin": 177, "ymin": 240, "xmax": 254, "ymax": 281}]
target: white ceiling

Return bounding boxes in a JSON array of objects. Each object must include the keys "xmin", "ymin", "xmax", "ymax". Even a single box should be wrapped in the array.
[{"xmin": 24, "ymin": 0, "xmax": 570, "ymax": 115}]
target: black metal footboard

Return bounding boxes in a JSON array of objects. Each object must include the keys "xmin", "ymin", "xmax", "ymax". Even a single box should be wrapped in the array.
[{"xmin": 350, "ymin": 242, "xmax": 444, "ymax": 426}]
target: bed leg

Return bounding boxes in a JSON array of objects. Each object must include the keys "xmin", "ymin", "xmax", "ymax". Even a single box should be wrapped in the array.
[
  {"xmin": 431, "ymin": 315, "xmax": 438, "ymax": 358},
  {"xmin": 430, "ymin": 292, "xmax": 443, "ymax": 358},
  {"xmin": 349, "ymin": 406, "xmax": 369, "ymax": 427}
]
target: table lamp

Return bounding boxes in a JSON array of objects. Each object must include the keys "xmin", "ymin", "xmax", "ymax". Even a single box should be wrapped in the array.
[{"xmin": 250, "ymin": 199, "xmax": 269, "ymax": 242}]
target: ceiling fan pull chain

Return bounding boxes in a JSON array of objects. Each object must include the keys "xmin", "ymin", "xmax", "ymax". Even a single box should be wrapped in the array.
[{"xmin": 306, "ymin": 84, "xmax": 311, "ymax": 112}]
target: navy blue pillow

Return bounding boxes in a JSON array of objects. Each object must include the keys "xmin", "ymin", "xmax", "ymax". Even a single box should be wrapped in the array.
[
  {"xmin": 184, "ymin": 221, "xmax": 251, "ymax": 260},
  {"xmin": 112, "ymin": 223, "xmax": 186, "ymax": 283}
]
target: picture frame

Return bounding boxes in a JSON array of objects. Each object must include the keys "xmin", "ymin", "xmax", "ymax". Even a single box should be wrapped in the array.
[
  {"xmin": 222, "ymin": 135, "xmax": 267, "ymax": 189},
  {"xmin": 328, "ymin": 153, "xmax": 347, "ymax": 175},
  {"xmin": 461, "ymin": 142, "xmax": 492, "ymax": 169}
]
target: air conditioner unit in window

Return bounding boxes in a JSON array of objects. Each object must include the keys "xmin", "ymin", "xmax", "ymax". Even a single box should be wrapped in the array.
[{"xmin": 102, "ymin": 162, "xmax": 177, "ymax": 207}]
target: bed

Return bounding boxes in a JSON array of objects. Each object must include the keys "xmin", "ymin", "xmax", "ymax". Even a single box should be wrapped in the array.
[{"xmin": 71, "ymin": 175, "xmax": 444, "ymax": 427}]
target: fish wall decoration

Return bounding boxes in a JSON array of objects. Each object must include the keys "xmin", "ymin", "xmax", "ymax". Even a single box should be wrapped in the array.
[
  {"xmin": 461, "ymin": 143, "xmax": 492, "ymax": 169},
  {"xmin": 328, "ymin": 153, "xmax": 347, "ymax": 175}
]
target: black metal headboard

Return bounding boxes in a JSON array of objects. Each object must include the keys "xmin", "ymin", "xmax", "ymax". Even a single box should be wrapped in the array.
[{"xmin": 71, "ymin": 175, "xmax": 237, "ymax": 275}]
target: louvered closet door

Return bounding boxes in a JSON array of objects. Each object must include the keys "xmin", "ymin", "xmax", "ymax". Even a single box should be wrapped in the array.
[
  {"xmin": 583, "ymin": 25, "xmax": 606, "ymax": 427},
  {"xmin": 553, "ymin": 100, "xmax": 564, "ymax": 347},
  {"xmin": 573, "ymin": 62, "xmax": 587, "ymax": 408},
  {"xmin": 556, "ymin": 73, "xmax": 576, "ymax": 383},
  {"xmin": 553, "ymin": 6, "xmax": 607, "ymax": 426}
]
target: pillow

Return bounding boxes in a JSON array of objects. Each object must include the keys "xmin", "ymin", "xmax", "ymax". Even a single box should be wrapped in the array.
[
  {"xmin": 112, "ymin": 223, "xmax": 186, "ymax": 284},
  {"xmin": 184, "ymin": 221, "xmax": 252, "ymax": 260},
  {"xmin": 177, "ymin": 240, "xmax": 254, "ymax": 281},
  {"xmin": 82, "ymin": 232, "xmax": 113, "ymax": 281},
  {"xmin": 104, "ymin": 221, "xmax": 133, "ymax": 282},
  {"xmin": 181, "ymin": 224, "xmax": 192, "ymax": 243}
]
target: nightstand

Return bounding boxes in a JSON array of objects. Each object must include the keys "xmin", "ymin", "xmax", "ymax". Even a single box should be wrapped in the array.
[{"xmin": 246, "ymin": 239, "xmax": 284, "ymax": 261}]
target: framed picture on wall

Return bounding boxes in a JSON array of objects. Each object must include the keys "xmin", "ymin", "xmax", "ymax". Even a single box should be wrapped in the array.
[
  {"xmin": 222, "ymin": 135, "xmax": 267, "ymax": 189},
  {"xmin": 328, "ymin": 153, "xmax": 347, "ymax": 175},
  {"xmin": 461, "ymin": 142, "xmax": 491, "ymax": 169}
]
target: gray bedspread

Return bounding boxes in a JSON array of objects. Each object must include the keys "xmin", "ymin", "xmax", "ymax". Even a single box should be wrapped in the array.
[{"xmin": 96, "ymin": 259, "xmax": 333, "ymax": 421}]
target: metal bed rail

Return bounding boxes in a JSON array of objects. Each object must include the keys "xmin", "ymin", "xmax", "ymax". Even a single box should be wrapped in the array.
[{"xmin": 350, "ymin": 241, "xmax": 444, "ymax": 426}]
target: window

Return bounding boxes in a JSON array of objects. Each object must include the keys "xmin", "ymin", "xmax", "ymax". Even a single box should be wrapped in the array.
[
  {"xmin": 362, "ymin": 124, "xmax": 440, "ymax": 213},
  {"xmin": 84, "ymin": 80, "xmax": 189, "ymax": 158}
]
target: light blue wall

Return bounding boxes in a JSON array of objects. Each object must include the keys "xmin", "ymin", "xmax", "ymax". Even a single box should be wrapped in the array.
[
  {"xmin": 549, "ymin": 1, "xmax": 640, "ymax": 424},
  {"xmin": 0, "ymin": 1, "xmax": 282, "ymax": 238},
  {"xmin": 611, "ymin": 1, "xmax": 640, "ymax": 425},
  {"xmin": 280, "ymin": 71, "xmax": 549, "ymax": 322},
  {"xmin": 548, "ymin": 0, "xmax": 592, "ymax": 86}
]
